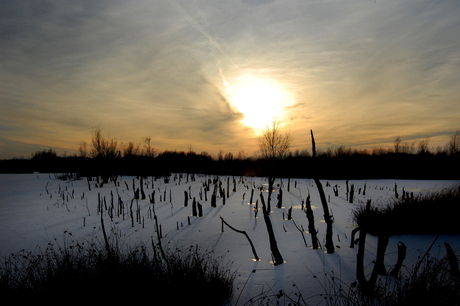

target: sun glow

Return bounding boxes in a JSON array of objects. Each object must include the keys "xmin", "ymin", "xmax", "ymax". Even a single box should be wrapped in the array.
[{"xmin": 229, "ymin": 76, "xmax": 294, "ymax": 132}]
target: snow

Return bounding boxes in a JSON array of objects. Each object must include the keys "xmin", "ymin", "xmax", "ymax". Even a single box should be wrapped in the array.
[{"xmin": 0, "ymin": 173, "xmax": 459, "ymax": 304}]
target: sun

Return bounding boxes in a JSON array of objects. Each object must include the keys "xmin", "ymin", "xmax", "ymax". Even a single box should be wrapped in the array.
[{"xmin": 228, "ymin": 75, "xmax": 294, "ymax": 132}]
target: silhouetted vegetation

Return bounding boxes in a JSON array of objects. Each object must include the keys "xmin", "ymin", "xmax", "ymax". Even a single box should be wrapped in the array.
[
  {"xmin": 1, "ymin": 131, "xmax": 459, "ymax": 179},
  {"xmin": 0, "ymin": 232, "xmax": 236, "ymax": 304},
  {"xmin": 1, "ymin": 146, "xmax": 459, "ymax": 179},
  {"xmin": 352, "ymin": 184, "xmax": 460, "ymax": 236}
]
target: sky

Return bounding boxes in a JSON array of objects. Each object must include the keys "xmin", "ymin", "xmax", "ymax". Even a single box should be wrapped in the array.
[{"xmin": 1, "ymin": 0, "xmax": 459, "ymax": 159}]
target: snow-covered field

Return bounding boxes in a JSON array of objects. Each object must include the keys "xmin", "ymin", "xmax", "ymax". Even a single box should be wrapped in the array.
[{"xmin": 0, "ymin": 173, "xmax": 458, "ymax": 304}]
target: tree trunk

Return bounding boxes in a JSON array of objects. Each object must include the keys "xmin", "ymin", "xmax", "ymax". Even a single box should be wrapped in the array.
[
  {"xmin": 140, "ymin": 177, "xmax": 146, "ymax": 200},
  {"xmin": 370, "ymin": 235, "xmax": 390, "ymax": 281},
  {"xmin": 211, "ymin": 185, "xmax": 217, "ymax": 207},
  {"xmin": 311, "ymin": 130, "xmax": 334, "ymax": 254},
  {"xmin": 192, "ymin": 198, "xmax": 197, "ymax": 216},
  {"xmin": 260, "ymin": 192, "xmax": 284, "ymax": 265},
  {"xmin": 356, "ymin": 200, "xmax": 390, "ymax": 295},
  {"xmin": 350, "ymin": 227, "xmax": 360, "ymax": 248},
  {"xmin": 277, "ymin": 188, "xmax": 283, "ymax": 209},
  {"xmin": 356, "ymin": 221, "xmax": 369, "ymax": 292},
  {"xmin": 267, "ymin": 176, "xmax": 275, "ymax": 213},
  {"xmin": 184, "ymin": 191, "xmax": 188, "ymax": 207},
  {"xmin": 390, "ymin": 242, "xmax": 407, "ymax": 277},
  {"xmin": 315, "ymin": 177, "xmax": 335, "ymax": 253},
  {"xmin": 305, "ymin": 193, "xmax": 319, "ymax": 249},
  {"xmin": 349, "ymin": 184, "xmax": 355, "ymax": 203},
  {"xmin": 197, "ymin": 202, "xmax": 203, "ymax": 217}
]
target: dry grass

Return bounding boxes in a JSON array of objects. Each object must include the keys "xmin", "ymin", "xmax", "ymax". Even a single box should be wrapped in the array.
[
  {"xmin": 352, "ymin": 184, "xmax": 460, "ymax": 235},
  {"xmin": 0, "ymin": 231, "xmax": 236, "ymax": 304}
]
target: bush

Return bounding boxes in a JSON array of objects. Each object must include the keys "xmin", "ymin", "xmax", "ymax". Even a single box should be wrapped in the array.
[
  {"xmin": 352, "ymin": 184, "xmax": 460, "ymax": 235},
  {"xmin": 0, "ymin": 232, "xmax": 236, "ymax": 304}
]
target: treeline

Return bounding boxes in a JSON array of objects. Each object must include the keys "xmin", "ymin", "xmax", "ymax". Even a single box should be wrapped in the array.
[
  {"xmin": 1, "ymin": 129, "xmax": 459, "ymax": 179},
  {"xmin": 1, "ymin": 148, "xmax": 459, "ymax": 180}
]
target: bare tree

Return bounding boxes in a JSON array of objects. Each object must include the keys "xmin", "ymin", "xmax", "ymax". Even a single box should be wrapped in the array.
[
  {"xmin": 78, "ymin": 141, "xmax": 88, "ymax": 158},
  {"xmin": 217, "ymin": 149, "xmax": 224, "ymax": 161},
  {"xmin": 224, "ymin": 152, "xmax": 234, "ymax": 161},
  {"xmin": 448, "ymin": 130, "xmax": 460, "ymax": 155},
  {"xmin": 91, "ymin": 127, "xmax": 119, "ymax": 159},
  {"xmin": 187, "ymin": 143, "xmax": 194, "ymax": 155},
  {"xmin": 89, "ymin": 127, "xmax": 119, "ymax": 183},
  {"xmin": 418, "ymin": 137, "xmax": 430, "ymax": 154},
  {"xmin": 144, "ymin": 136, "xmax": 153, "ymax": 158},
  {"xmin": 258, "ymin": 119, "xmax": 292, "ymax": 160},
  {"xmin": 122, "ymin": 142, "xmax": 141, "ymax": 157},
  {"xmin": 258, "ymin": 119, "xmax": 293, "ymax": 212},
  {"xmin": 401, "ymin": 141, "xmax": 415, "ymax": 154},
  {"xmin": 394, "ymin": 136, "xmax": 402, "ymax": 154}
]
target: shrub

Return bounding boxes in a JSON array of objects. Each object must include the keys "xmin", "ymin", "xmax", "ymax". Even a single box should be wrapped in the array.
[{"xmin": 352, "ymin": 184, "xmax": 460, "ymax": 236}]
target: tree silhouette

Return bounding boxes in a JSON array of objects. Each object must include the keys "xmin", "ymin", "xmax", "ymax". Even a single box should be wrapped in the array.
[
  {"xmin": 91, "ymin": 127, "xmax": 119, "ymax": 159},
  {"xmin": 258, "ymin": 119, "xmax": 292, "ymax": 160},
  {"xmin": 258, "ymin": 119, "xmax": 292, "ymax": 212}
]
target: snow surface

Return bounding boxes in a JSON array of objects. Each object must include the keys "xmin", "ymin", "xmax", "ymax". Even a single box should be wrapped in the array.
[{"xmin": 0, "ymin": 173, "xmax": 459, "ymax": 305}]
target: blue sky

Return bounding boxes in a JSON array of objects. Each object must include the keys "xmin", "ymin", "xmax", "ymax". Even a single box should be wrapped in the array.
[{"xmin": 1, "ymin": 0, "xmax": 459, "ymax": 159}]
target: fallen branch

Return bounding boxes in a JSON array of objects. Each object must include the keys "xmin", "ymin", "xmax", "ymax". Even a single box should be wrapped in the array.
[{"xmin": 220, "ymin": 216, "xmax": 259, "ymax": 261}]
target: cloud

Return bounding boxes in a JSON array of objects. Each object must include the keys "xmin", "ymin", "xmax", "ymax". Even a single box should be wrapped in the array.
[
  {"xmin": 0, "ymin": 0, "xmax": 251, "ymax": 157},
  {"xmin": 1, "ymin": 0, "xmax": 459, "ymax": 158}
]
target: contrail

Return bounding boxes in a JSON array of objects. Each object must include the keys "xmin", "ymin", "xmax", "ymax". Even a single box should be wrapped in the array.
[
  {"xmin": 167, "ymin": 0, "xmax": 238, "ymax": 68},
  {"xmin": 219, "ymin": 67, "xmax": 233, "ymax": 97}
]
